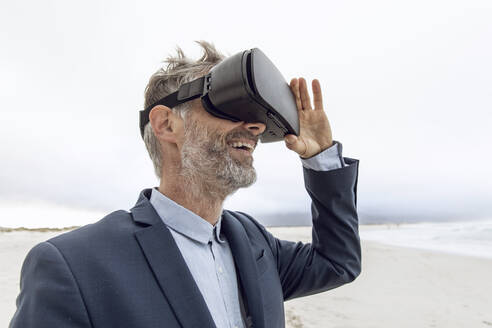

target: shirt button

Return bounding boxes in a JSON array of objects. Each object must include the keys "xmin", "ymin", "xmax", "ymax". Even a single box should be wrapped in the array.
[{"xmin": 218, "ymin": 266, "xmax": 223, "ymax": 273}]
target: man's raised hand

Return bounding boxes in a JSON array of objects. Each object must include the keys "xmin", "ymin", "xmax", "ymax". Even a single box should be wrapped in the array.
[{"xmin": 284, "ymin": 77, "xmax": 334, "ymax": 158}]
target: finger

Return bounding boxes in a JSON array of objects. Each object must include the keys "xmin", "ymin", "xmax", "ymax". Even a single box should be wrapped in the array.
[
  {"xmin": 299, "ymin": 77, "xmax": 313, "ymax": 110},
  {"xmin": 284, "ymin": 134, "xmax": 307, "ymax": 155},
  {"xmin": 312, "ymin": 79, "xmax": 324, "ymax": 111},
  {"xmin": 290, "ymin": 78, "xmax": 302, "ymax": 111}
]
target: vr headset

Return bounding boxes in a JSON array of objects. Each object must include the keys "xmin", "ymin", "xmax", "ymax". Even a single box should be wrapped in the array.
[{"xmin": 139, "ymin": 48, "xmax": 299, "ymax": 143}]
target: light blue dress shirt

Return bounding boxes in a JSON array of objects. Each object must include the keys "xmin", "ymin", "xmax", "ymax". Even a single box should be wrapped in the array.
[{"xmin": 149, "ymin": 141, "xmax": 345, "ymax": 328}]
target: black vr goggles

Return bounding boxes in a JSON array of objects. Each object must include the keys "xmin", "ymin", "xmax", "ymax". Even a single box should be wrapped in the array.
[{"xmin": 139, "ymin": 48, "xmax": 300, "ymax": 143}]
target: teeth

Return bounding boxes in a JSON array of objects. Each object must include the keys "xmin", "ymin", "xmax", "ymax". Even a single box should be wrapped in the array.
[{"xmin": 230, "ymin": 141, "xmax": 254, "ymax": 151}]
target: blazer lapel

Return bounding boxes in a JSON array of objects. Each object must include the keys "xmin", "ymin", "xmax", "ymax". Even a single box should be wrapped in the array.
[
  {"xmin": 131, "ymin": 189, "xmax": 216, "ymax": 328},
  {"xmin": 222, "ymin": 211, "xmax": 265, "ymax": 328}
]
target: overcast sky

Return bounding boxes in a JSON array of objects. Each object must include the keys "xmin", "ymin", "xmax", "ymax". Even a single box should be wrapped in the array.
[{"xmin": 1, "ymin": 0, "xmax": 491, "ymax": 227}]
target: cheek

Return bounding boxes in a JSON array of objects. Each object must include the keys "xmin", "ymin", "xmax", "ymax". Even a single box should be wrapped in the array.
[
  {"xmin": 191, "ymin": 124, "xmax": 225, "ymax": 149},
  {"xmin": 205, "ymin": 122, "xmax": 234, "ymax": 141},
  {"xmin": 216, "ymin": 122, "xmax": 243, "ymax": 142},
  {"xmin": 190, "ymin": 113, "xmax": 241, "ymax": 147}
]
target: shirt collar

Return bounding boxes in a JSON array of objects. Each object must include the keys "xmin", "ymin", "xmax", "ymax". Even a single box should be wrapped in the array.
[{"xmin": 149, "ymin": 188, "xmax": 225, "ymax": 244}]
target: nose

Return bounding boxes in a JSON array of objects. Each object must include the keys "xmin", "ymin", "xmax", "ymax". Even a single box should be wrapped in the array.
[{"xmin": 243, "ymin": 121, "xmax": 266, "ymax": 136}]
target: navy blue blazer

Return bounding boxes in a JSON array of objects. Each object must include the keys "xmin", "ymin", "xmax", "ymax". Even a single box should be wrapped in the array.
[{"xmin": 10, "ymin": 158, "xmax": 361, "ymax": 328}]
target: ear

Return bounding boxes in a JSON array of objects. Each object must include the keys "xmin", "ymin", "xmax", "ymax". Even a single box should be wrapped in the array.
[{"xmin": 148, "ymin": 105, "xmax": 183, "ymax": 144}]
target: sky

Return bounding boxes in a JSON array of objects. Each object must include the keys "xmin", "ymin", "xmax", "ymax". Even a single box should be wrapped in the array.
[{"xmin": 1, "ymin": 0, "xmax": 491, "ymax": 228}]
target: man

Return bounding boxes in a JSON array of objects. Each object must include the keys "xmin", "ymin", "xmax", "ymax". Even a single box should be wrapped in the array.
[{"xmin": 10, "ymin": 41, "xmax": 361, "ymax": 328}]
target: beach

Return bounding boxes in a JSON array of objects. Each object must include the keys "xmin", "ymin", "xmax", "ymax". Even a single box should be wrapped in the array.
[{"xmin": 2, "ymin": 226, "xmax": 492, "ymax": 328}]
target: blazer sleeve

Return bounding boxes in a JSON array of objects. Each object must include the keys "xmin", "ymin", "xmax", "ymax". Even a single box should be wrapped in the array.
[
  {"xmin": 243, "ymin": 157, "xmax": 361, "ymax": 301},
  {"xmin": 9, "ymin": 241, "xmax": 92, "ymax": 328}
]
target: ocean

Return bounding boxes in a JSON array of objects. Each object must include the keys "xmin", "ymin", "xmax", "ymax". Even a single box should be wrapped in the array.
[{"xmin": 360, "ymin": 219, "xmax": 492, "ymax": 259}]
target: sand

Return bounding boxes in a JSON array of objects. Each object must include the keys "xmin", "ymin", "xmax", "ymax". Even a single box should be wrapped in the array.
[{"xmin": 1, "ymin": 226, "xmax": 492, "ymax": 328}]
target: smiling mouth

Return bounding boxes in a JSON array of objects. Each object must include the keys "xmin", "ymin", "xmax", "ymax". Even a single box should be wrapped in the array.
[
  {"xmin": 227, "ymin": 139, "xmax": 255, "ymax": 152},
  {"xmin": 228, "ymin": 144, "xmax": 253, "ymax": 156}
]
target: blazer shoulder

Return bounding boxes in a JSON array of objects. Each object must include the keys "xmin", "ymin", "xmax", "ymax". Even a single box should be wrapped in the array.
[{"xmin": 11, "ymin": 241, "xmax": 93, "ymax": 327}]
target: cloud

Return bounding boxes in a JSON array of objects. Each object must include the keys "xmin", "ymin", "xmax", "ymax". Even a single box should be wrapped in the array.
[{"xmin": 1, "ymin": 0, "xmax": 491, "ymax": 227}]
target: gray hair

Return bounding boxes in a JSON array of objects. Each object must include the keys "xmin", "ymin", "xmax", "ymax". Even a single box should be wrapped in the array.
[{"xmin": 143, "ymin": 41, "xmax": 226, "ymax": 179}]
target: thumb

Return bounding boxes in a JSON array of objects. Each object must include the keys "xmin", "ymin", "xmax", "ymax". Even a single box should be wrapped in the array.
[
  {"xmin": 284, "ymin": 134, "xmax": 306, "ymax": 155},
  {"xmin": 284, "ymin": 134, "xmax": 298, "ymax": 145}
]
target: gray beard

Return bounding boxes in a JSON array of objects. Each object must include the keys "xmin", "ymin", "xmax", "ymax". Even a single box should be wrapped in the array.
[{"xmin": 179, "ymin": 116, "xmax": 257, "ymax": 201}]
